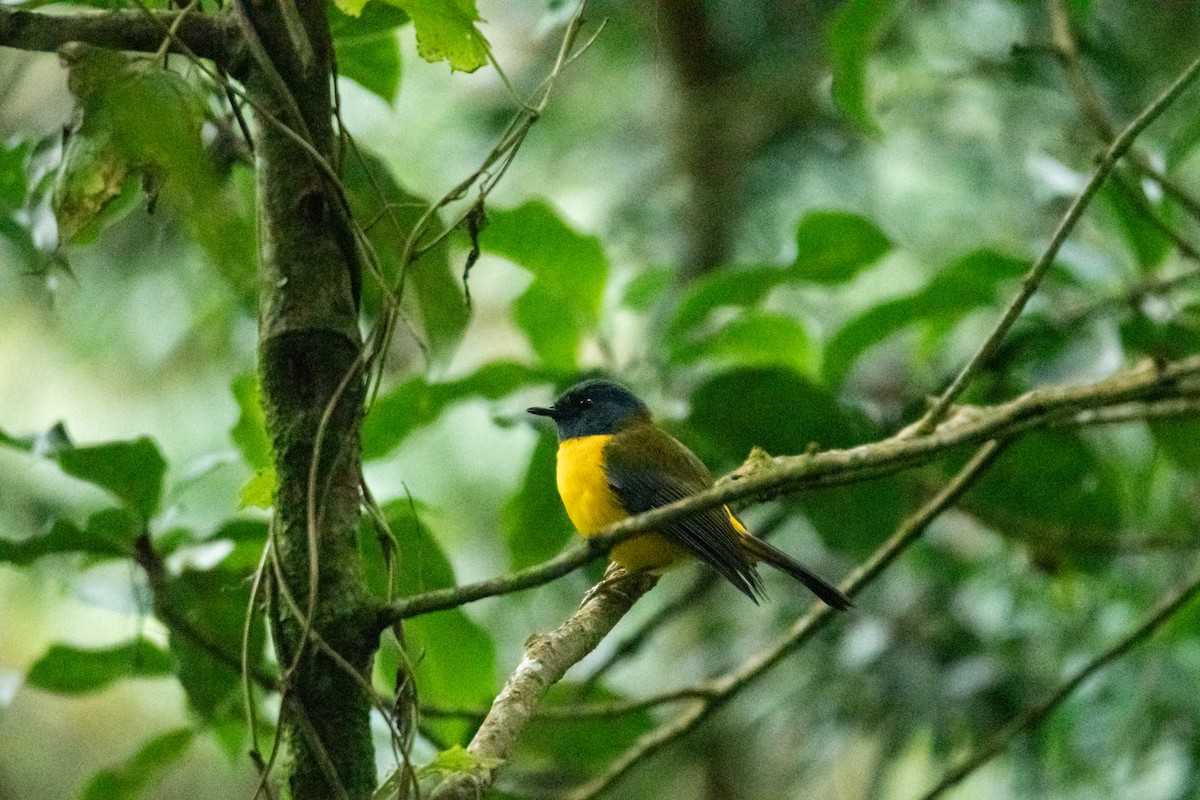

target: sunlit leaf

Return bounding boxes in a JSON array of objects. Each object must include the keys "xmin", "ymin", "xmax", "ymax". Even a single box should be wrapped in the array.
[
  {"xmin": 56, "ymin": 438, "xmax": 167, "ymax": 521},
  {"xmin": 362, "ymin": 361, "xmax": 545, "ymax": 460},
  {"xmin": 483, "ymin": 202, "xmax": 609, "ymax": 370},
  {"xmin": 238, "ymin": 467, "xmax": 276, "ymax": 510},
  {"xmin": 27, "ymin": 639, "xmax": 172, "ymax": 695},
  {"xmin": 230, "ymin": 374, "xmax": 272, "ymax": 470},
  {"xmin": 336, "ymin": 28, "xmax": 402, "ymax": 103},
  {"xmin": 342, "ymin": 148, "xmax": 469, "ymax": 363},
  {"xmin": 388, "ymin": 0, "xmax": 490, "ymax": 73}
]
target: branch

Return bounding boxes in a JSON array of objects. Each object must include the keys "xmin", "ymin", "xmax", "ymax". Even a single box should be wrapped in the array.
[
  {"xmin": 911, "ymin": 48, "xmax": 1200, "ymax": 434},
  {"xmin": 380, "ymin": 355, "xmax": 1200, "ymax": 624},
  {"xmin": 918, "ymin": 560, "xmax": 1200, "ymax": 800},
  {"xmin": 561, "ymin": 440, "xmax": 1008, "ymax": 800},
  {"xmin": 411, "ymin": 573, "xmax": 658, "ymax": 800},
  {"xmin": 0, "ymin": 7, "xmax": 238, "ymax": 69}
]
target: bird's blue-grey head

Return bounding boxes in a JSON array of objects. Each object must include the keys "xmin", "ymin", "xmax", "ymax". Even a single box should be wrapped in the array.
[{"xmin": 527, "ymin": 379, "xmax": 650, "ymax": 441}]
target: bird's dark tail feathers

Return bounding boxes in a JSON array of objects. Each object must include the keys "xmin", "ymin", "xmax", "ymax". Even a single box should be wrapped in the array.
[{"xmin": 739, "ymin": 535, "xmax": 852, "ymax": 611}]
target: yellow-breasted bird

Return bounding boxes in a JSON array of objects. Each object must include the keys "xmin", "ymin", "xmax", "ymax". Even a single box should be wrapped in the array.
[{"xmin": 528, "ymin": 379, "xmax": 850, "ymax": 610}]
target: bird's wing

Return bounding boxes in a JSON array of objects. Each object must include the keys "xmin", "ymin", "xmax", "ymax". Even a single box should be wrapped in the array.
[{"xmin": 603, "ymin": 424, "xmax": 765, "ymax": 601}]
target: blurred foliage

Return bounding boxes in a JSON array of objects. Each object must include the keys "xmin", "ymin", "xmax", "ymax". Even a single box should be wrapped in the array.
[{"xmin": 2, "ymin": 1, "xmax": 1200, "ymax": 799}]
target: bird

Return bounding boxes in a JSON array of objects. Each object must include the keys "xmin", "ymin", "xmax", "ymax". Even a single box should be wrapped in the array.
[{"xmin": 528, "ymin": 379, "xmax": 850, "ymax": 610}]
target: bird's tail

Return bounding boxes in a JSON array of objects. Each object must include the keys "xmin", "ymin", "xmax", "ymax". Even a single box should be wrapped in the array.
[{"xmin": 738, "ymin": 534, "xmax": 851, "ymax": 611}]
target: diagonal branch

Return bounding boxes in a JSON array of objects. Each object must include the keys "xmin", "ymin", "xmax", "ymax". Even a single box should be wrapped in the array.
[
  {"xmin": 380, "ymin": 355, "xmax": 1200, "ymax": 624},
  {"xmin": 0, "ymin": 7, "xmax": 238, "ymax": 70},
  {"xmin": 910, "ymin": 48, "xmax": 1200, "ymax": 435}
]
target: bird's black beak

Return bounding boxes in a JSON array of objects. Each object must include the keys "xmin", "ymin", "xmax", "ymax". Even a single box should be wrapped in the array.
[{"xmin": 527, "ymin": 405, "xmax": 558, "ymax": 419}]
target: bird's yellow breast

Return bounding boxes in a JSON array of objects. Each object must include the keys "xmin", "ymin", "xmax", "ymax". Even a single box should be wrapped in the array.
[
  {"xmin": 555, "ymin": 435, "xmax": 691, "ymax": 572},
  {"xmin": 556, "ymin": 435, "xmax": 626, "ymax": 535}
]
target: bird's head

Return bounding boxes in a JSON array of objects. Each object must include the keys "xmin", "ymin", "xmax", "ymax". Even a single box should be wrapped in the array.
[{"xmin": 527, "ymin": 379, "xmax": 650, "ymax": 441}]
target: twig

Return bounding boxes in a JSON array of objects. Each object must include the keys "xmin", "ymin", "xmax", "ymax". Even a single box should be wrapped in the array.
[
  {"xmin": 911, "ymin": 49, "xmax": 1200, "ymax": 435},
  {"xmin": 918, "ymin": 560, "xmax": 1200, "ymax": 800}
]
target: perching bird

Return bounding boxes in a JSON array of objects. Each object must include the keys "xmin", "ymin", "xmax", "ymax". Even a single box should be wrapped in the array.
[{"xmin": 528, "ymin": 379, "xmax": 850, "ymax": 609}]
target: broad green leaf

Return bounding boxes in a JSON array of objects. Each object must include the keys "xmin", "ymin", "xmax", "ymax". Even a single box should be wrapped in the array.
[
  {"xmin": 970, "ymin": 431, "xmax": 1122, "ymax": 571},
  {"xmin": 342, "ymin": 149, "xmax": 468, "ymax": 363},
  {"xmin": 503, "ymin": 433, "xmax": 572, "ymax": 569},
  {"xmin": 58, "ymin": 45, "xmax": 254, "ymax": 293},
  {"xmin": 334, "ymin": 0, "xmax": 370, "ymax": 17},
  {"xmin": 483, "ymin": 202, "xmax": 609, "ymax": 370},
  {"xmin": 685, "ymin": 366, "xmax": 871, "ymax": 469},
  {"xmin": 672, "ymin": 312, "xmax": 816, "ymax": 375},
  {"xmin": 822, "ymin": 249, "xmax": 1032, "ymax": 387},
  {"xmin": 230, "ymin": 374, "xmax": 272, "ymax": 469},
  {"xmin": 389, "ymin": 0, "xmax": 490, "ymax": 73},
  {"xmin": 669, "ymin": 266, "xmax": 788, "ymax": 337},
  {"xmin": 828, "ymin": 0, "xmax": 897, "ymax": 136},
  {"xmin": 56, "ymin": 438, "xmax": 167, "ymax": 521},
  {"xmin": 1150, "ymin": 418, "xmax": 1200, "ymax": 470},
  {"xmin": 81, "ymin": 728, "xmax": 194, "ymax": 800},
  {"xmin": 336, "ymin": 29, "xmax": 402, "ymax": 103},
  {"xmin": 362, "ymin": 361, "xmax": 544, "ymax": 460},
  {"xmin": 158, "ymin": 568, "xmax": 264, "ymax": 721},
  {"xmin": 0, "ymin": 507, "xmax": 139, "ymax": 565},
  {"xmin": 27, "ymin": 639, "xmax": 172, "ymax": 695},
  {"xmin": 684, "ymin": 366, "xmax": 895, "ymax": 551},
  {"xmin": 379, "ymin": 501, "xmax": 496, "ymax": 741},
  {"xmin": 789, "ymin": 210, "xmax": 891, "ymax": 284},
  {"xmin": 0, "ymin": 139, "xmax": 29, "ymax": 211}
]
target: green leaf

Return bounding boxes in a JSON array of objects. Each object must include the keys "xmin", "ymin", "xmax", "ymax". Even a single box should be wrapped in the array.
[
  {"xmin": 669, "ymin": 266, "xmax": 788, "ymax": 337},
  {"xmin": 483, "ymin": 202, "xmax": 609, "ymax": 370},
  {"xmin": 27, "ymin": 639, "xmax": 172, "ymax": 695},
  {"xmin": 421, "ymin": 744, "xmax": 502, "ymax": 776},
  {"xmin": 788, "ymin": 210, "xmax": 891, "ymax": 284},
  {"xmin": 342, "ymin": 148, "xmax": 468, "ymax": 363},
  {"xmin": 56, "ymin": 438, "xmax": 167, "ymax": 520},
  {"xmin": 1096, "ymin": 177, "xmax": 1171, "ymax": 272},
  {"xmin": 362, "ymin": 361, "xmax": 544, "ymax": 460},
  {"xmin": 686, "ymin": 366, "xmax": 871, "ymax": 469},
  {"xmin": 379, "ymin": 501, "xmax": 496, "ymax": 740},
  {"xmin": 828, "ymin": 0, "xmax": 897, "ymax": 136},
  {"xmin": 622, "ymin": 266, "xmax": 673, "ymax": 312},
  {"xmin": 0, "ymin": 507, "xmax": 139, "ymax": 565},
  {"xmin": 158, "ymin": 568, "xmax": 264, "ymax": 721},
  {"xmin": 503, "ymin": 433, "xmax": 572, "ymax": 569},
  {"xmin": 516, "ymin": 683, "xmax": 654, "ymax": 774},
  {"xmin": 389, "ymin": 0, "xmax": 490, "ymax": 73},
  {"xmin": 822, "ymin": 249, "xmax": 1032, "ymax": 387},
  {"xmin": 237, "ymin": 467, "xmax": 276, "ymax": 510},
  {"xmin": 1150, "ymin": 417, "xmax": 1200, "ymax": 470},
  {"xmin": 330, "ymin": 1, "xmax": 410, "ymax": 33},
  {"xmin": 52, "ymin": 122, "xmax": 138, "ymax": 244},
  {"xmin": 230, "ymin": 374, "xmax": 272, "ymax": 469},
  {"xmin": 0, "ymin": 421, "xmax": 72, "ymax": 455},
  {"xmin": 672, "ymin": 312, "xmax": 816, "ymax": 375},
  {"xmin": 971, "ymin": 431, "xmax": 1122, "ymax": 571},
  {"xmin": 336, "ymin": 29, "xmax": 402, "ymax": 103},
  {"xmin": 81, "ymin": 728, "xmax": 194, "ymax": 800}
]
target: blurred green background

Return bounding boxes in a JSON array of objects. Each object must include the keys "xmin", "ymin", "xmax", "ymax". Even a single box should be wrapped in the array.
[{"xmin": 3, "ymin": 1, "xmax": 1200, "ymax": 798}]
